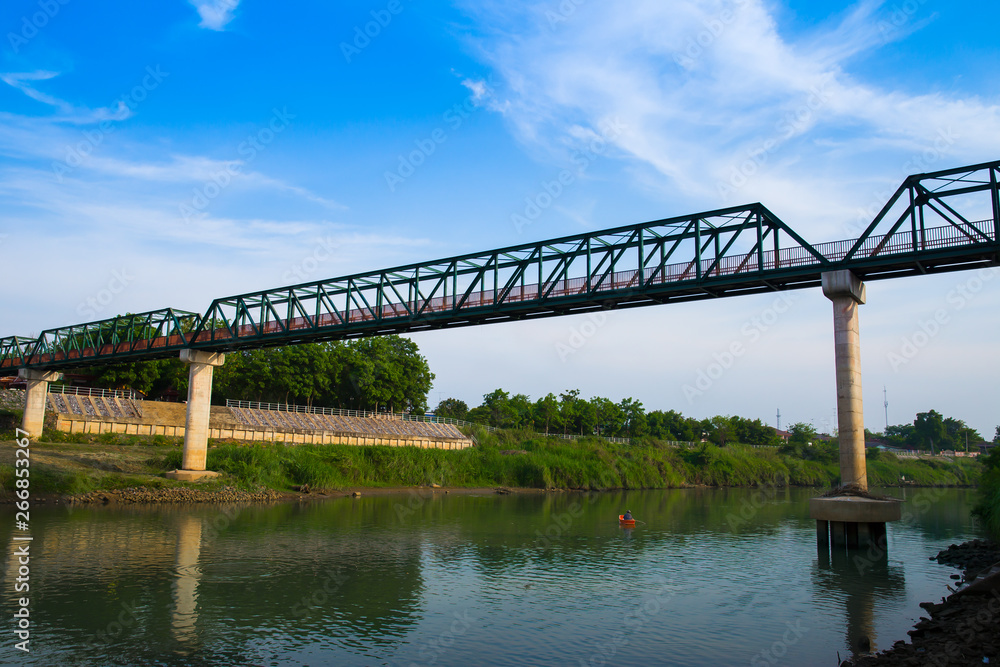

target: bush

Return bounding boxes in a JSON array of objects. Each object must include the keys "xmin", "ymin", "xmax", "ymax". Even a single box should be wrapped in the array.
[{"xmin": 973, "ymin": 449, "xmax": 1000, "ymax": 539}]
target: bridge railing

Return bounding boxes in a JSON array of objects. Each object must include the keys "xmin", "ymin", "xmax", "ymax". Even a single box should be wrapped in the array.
[
  {"xmin": 224, "ymin": 399, "xmax": 501, "ymax": 432},
  {"xmin": 224, "ymin": 399, "xmax": 669, "ymax": 445},
  {"xmin": 48, "ymin": 384, "xmax": 139, "ymax": 400}
]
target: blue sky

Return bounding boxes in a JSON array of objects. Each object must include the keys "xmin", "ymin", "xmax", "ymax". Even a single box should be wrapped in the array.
[{"xmin": 2, "ymin": 0, "xmax": 999, "ymax": 438}]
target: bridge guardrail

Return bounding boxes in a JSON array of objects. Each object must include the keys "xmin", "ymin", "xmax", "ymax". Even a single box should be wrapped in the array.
[
  {"xmin": 48, "ymin": 384, "xmax": 139, "ymax": 400},
  {"xmin": 223, "ymin": 399, "xmax": 661, "ymax": 445}
]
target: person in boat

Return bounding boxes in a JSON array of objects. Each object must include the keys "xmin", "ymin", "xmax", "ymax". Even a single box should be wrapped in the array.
[{"xmin": 623, "ymin": 510, "xmax": 633, "ymax": 521}]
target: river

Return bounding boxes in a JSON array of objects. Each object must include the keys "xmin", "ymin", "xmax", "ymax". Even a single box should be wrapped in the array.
[{"xmin": 0, "ymin": 487, "xmax": 983, "ymax": 666}]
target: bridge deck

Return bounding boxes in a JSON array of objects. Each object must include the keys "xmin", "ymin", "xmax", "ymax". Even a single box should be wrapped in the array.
[{"xmin": 2, "ymin": 159, "xmax": 998, "ymax": 373}]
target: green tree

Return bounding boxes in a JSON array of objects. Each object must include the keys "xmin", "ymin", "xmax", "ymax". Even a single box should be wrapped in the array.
[
  {"xmin": 434, "ymin": 398, "xmax": 468, "ymax": 420},
  {"xmin": 788, "ymin": 422, "xmax": 819, "ymax": 446},
  {"xmin": 509, "ymin": 393, "xmax": 534, "ymax": 430},
  {"xmin": 535, "ymin": 393, "xmax": 560, "ymax": 435},
  {"xmin": 559, "ymin": 389, "xmax": 581, "ymax": 435},
  {"xmin": 590, "ymin": 396, "xmax": 623, "ymax": 436},
  {"xmin": 620, "ymin": 397, "xmax": 647, "ymax": 437},
  {"xmin": 734, "ymin": 416, "xmax": 780, "ymax": 447},
  {"xmin": 914, "ymin": 410, "xmax": 946, "ymax": 453},
  {"xmin": 943, "ymin": 417, "xmax": 981, "ymax": 451},
  {"xmin": 78, "ymin": 357, "xmax": 188, "ymax": 399},
  {"xmin": 884, "ymin": 423, "xmax": 916, "ymax": 449},
  {"xmin": 646, "ymin": 409, "xmax": 698, "ymax": 441},
  {"xmin": 704, "ymin": 415, "xmax": 737, "ymax": 446},
  {"xmin": 483, "ymin": 389, "xmax": 518, "ymax": 428}
]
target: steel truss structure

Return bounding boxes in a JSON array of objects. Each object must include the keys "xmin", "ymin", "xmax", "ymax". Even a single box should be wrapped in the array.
[{"xmin": 3, "ymin": 160, "xmax": 998, "ymax": 374}]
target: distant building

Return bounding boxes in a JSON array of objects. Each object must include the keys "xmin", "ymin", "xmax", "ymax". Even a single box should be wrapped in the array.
[{"xmin": 773, "ymin": 428, "xmax": 791, "ymax": 442}]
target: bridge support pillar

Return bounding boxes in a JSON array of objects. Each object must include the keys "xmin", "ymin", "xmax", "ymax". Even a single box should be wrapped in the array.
[
  {"xmin": 18, "ymin": 369, "xmax": 62, "ymax": 438},
  {"xmin": 822, "ymin": 269, "xmax": 868, "ymax": 491},
  {"xmin": 811, "ymin": 270, "xmax": 901, "ymax": 549},
  {"xmin": 166, "ymin": 350, "xmax": 225, "ymax": 481}
]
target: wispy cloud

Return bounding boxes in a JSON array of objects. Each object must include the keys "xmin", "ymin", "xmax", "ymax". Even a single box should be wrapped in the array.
[
  {"xmin": 189, "ymin": 0, "xmax": 241, "ymax": 31},
  {"xmin": 459, "ymin": 0, "xmax": 1000, "ymax": 237},
  {"xmin": 1, "ymin": 71, "xmax": 129, "ymax": 123}
]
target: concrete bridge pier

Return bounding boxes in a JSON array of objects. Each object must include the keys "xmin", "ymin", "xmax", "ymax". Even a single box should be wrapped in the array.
[
  {"xmin": 18, "ymin": 368, "xmax": 62, "ymax": 438},
  {"xmin": 166, "ymin": 350, "xmax": 225, "ymax": 482},
  {"xmin": 810, "ymin": 270, "xmax": 900, "ymax": 549}
]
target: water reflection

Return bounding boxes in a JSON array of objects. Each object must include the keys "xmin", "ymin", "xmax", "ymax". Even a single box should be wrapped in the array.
[
  {"xmin": 171, "ymin": 514, "xmax": 202, "ymax": 651},
  {"xmin": 0, "ymin": 488, "xmax": 981, "ymax": 667},
  {"xmin": 814, "ymin": 536, "xmax": 906, "ymax": 658}
]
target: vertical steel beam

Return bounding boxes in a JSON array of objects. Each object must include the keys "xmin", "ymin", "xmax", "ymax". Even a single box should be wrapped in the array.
[
  {"xmin": 695, "ymin": 218, "xmax": 702, "ymax": 279},
  {"xmin": 992, "ymin": 166, "xmax": 1000, "ymax": 242}
]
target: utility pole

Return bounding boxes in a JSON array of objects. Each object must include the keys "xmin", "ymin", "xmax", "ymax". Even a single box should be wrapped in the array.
[
  {"xmin": 883, "ymin": 386, "xmax": 888, "ymax": 433},
  {"xmin": 776, "ymin": 408, "xmax": 781, "ymax": 431}
]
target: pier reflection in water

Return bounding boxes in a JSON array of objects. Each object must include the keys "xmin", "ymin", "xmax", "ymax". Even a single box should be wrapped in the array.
[
  {"xmin": 815, "ymin": 538, "xmax": 906, "ymax": 658},
  {"xmin": 171, "ymin": 514, "xmax": 202, "ymax": 650},
  {"xmin": 0, "ymin": 487, "xmax": 981, "ymax": 666}
]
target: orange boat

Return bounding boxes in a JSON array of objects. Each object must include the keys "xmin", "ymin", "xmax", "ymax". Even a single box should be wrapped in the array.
[{"xmin": 619, "ymin": 514, "xmax": 636, "ymax": 527}]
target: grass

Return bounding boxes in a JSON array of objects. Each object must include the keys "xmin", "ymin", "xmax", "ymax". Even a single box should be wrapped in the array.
[
  {"xmin": 0, "ymin": 425, "xmax": 985, "ymax": 496},
  {"xmin": 972, "ymin": 450, "xmax": 1000, "ymax": 539}
]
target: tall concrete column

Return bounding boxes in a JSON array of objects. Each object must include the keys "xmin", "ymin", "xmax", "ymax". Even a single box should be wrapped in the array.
[
  {"xmin": 17, "ymin": 369, "xmax": 62, "ymax": 438},
  {"xmin": 167, "ymin": 350, "xmax": 225, "ymax": 481},
  {"xmin": 821, "ymin": 270, "xmax": 867, "ymax": 491}
]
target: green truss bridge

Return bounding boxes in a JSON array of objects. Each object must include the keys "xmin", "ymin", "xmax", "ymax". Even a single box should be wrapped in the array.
[{"xmin": 3, "ymin": 159, "xmax": 998, "ymax": 375}]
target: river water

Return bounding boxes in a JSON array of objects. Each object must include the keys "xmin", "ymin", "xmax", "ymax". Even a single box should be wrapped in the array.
[{"xmin": 0, "ymin": 487, "xmax": 983, "ymax": 666}]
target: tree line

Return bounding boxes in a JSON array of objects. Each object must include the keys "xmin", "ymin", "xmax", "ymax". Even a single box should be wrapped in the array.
[
  {"xmin": 75, "ymin": 336, "xmax": 434, "ymax": 413},
  {"xmin": 876, "ymin": 409, "xmax": 993, "ymax": 452},
  {"xmin": 64, "ymin": 327, "xmax": 997, "ymax": 450},
  {"xmin": 433, "ymin": 390, "xmax": 781, "ymax": 445}
]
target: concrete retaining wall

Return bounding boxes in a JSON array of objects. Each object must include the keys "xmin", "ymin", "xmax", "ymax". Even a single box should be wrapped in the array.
[{"xmin": 49, "ymin": 398, "xmax": 472, "ymax": 450}]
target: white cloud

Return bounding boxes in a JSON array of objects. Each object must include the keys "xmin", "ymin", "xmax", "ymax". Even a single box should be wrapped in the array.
[
  {"xmin": 460, "ymin": 0, "xmax": 1000, "ymax": 238},
  {"xmin": 1, "ymin": 71, "xmax": 130, "ymax": 124},
  {"xmin": 189, "ymin": 0, "xmax": 241, "ymax": 31}
]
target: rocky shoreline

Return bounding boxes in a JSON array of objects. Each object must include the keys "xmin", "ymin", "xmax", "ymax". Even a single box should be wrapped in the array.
[
  {"xmin": 66, "ymin": 485, "xmax": 290, "ymax": 505},
  {"xmin": 849, "ymin": 539, "xmax": 1000, "ymax": 666},
  {"xmin": 11, "ymin": 484, "xmax": 544, "ymax": 506}
]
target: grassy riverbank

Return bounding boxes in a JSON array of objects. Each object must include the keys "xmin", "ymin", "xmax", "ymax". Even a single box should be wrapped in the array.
[
  {"xmin": 0, "ymin": 425, "xmax": 984, "ymax": 497},
  {"xmin": 973, "ymin": 449, "xmax": 1000, "ymax": 539}
]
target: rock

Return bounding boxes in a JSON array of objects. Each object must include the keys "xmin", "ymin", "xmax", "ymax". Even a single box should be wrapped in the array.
[{"xmin": 352, "ymin": 491, "xmax": 361, "ymax": 497}]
